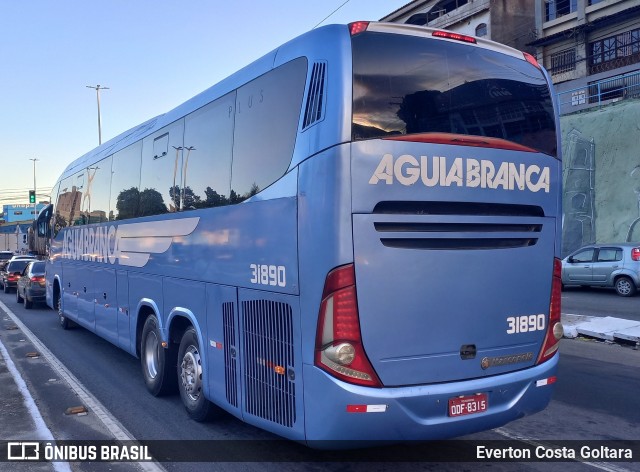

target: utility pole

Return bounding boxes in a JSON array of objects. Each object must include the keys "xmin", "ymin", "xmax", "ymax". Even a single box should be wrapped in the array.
[{"xmin": 86, "ymin": 84, "xmax": 109, "ymax": 145}]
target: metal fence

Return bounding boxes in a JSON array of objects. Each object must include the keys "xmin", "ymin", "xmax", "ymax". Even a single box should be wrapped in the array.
[{"xmin": 557, "ymin": 70, "xmax": 640, "ymax": 114}]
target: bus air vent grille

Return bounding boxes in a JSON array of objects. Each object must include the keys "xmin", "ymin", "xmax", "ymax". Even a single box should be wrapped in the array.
[
  {"xmin": 372, "ymin": 202, "xmax": 544, "ymax": 250},
  {"xmin": 242, "ymin": 300, "xmax": 296, "ymax": 427},
  {"xmin": 302, "ymin": 62, "xmax": 327, "ymax": 129},
  {"xmin": 222, "ymin": 302, "xmax": 238, "ymax": 408}
]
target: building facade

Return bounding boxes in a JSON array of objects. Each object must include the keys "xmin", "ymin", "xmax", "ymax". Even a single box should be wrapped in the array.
[
  {"xmin": 528, "ymin": 0, "xmax": 640, "ymax": 115},
  {"xmin": 382, "ymin": 0, "xmax": 537, "ymax": 53}
]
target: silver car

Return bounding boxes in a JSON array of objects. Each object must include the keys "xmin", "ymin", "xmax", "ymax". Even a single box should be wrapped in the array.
[{"xmin": 561, "ymin": 243, "xmax": 640, "ymax": 296}]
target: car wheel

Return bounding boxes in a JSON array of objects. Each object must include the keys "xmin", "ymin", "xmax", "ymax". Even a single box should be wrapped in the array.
[
  {"xmin": 3, "ymin": 284, "xmax": 9, "ymax": 294},
  {"xmin": 140, "ymin": 315, "xmax": 178, "ymax": 396},
  {"xmin": 16, "ymin": 288, "xmax": 23, "ymax": 304},
  {"xmin": 178, "ymin": 327, "xmax": 219, "ymax": 422},
  {"xmin": 24, "ymin": 295, "xmax": 33, "ymax": 309},
  {"xmin": 615, "ymin": 276, "xmax": 636, "ymax": 297}
]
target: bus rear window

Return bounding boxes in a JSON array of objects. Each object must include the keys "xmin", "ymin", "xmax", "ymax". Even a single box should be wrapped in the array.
[{"xmin": 351, "ymin": 32, "xmax": 557, "ymax": 157}]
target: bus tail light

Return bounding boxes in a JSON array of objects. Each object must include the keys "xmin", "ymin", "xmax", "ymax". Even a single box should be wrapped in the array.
[
  {"xmin": 631, "ymin": 247, "xmax": 640, "ymax": 261},
  {"xmin": 315, "ymin": 264, "xmax": 382, "ymax": 387},
  {"xmin": 349, "ymin": 22, "xmax": 369, "ymax": 36},
  {"xmin": 432, "ymin": 30, "xmax": 477, "ymax": 44},
  {"xmin": 523, "ymin": 52, "xmax": 542, "ymax": 70},
  {"xmin": 537, "ymin": 258, "xmax": 563, "ymax": 365}
]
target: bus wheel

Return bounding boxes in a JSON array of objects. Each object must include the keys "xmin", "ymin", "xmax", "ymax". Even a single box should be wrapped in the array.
[
  {"xmin": 178, "ymin": 327, "xmax": 218, "ymax": 422},
  {"xmin": 140, "ymin": 315, "xmax": 177, "ymax": 396},
  {"xmin": 57, "ymin": 291, "xmax": 72, "ymax": 330}
]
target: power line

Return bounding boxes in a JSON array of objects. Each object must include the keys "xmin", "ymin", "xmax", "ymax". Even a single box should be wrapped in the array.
[{"xmin": 313, "ymin": 0, "xmax": 352, "ymax": 29}]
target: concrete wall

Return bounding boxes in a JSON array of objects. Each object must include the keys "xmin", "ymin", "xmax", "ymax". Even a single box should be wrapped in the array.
[{"xmin": 561, "ymin": 98, "xmax": 640, "ymax": 256}]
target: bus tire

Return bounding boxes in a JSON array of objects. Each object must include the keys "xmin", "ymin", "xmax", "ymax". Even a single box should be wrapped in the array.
[
  {"xmin": 178, "ymin": 327, "xmax": 218, "ymax": 422},
  {"xmin": 140, "ymin": 315, "xmax": 178, "ymax": 396},
  {"xmin": 57, "ymin": 291, "xmax": 72, "ymax": 330}
]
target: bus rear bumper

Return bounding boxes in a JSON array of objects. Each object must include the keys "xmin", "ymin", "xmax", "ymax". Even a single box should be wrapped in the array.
[{"xmin": 302, "ymin": 353, "xmax": 558, "ymax": 446}]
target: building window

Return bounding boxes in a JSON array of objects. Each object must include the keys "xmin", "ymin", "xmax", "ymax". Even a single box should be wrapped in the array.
[
  {"xmin": 14, "ymin": 211, "xmax": 23, "ymax": 215},
  {"xmin": 589, "ymin": 28, "xmax": 640, "ymax": 74},
  {"xmin": 546, "ymin": 0, "xmax": 577, "ymax": 22},
  {"xmin": 550, "ymin": 47, "xmax": 576, "ymax": 74},
  {"xmin": 588, "ymin": 0, "xmax": 604, "ymax": 5},
  {"xmin": 475, "ymin": 23, "xmax": 487, "ymax": 37},
  {"xmin": 430, "ymin": 0, "xmax": 469, "ymax": 18}
]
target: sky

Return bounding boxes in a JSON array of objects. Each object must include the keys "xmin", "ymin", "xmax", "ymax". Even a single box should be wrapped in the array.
[{"xmin": 0, "ymin": 0, "xmax": 409, "ymax": 209}]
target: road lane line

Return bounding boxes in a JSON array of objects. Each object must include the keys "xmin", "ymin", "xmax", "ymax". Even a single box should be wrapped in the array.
[{"xmin": 0, "ymin": 300, "xmax": 165, "ymax": 472}]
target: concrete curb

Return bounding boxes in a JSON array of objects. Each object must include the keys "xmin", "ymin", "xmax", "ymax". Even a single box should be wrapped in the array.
[{"xmin": 562, "ymin": 313, "xmax": 640, "ymax": 347}]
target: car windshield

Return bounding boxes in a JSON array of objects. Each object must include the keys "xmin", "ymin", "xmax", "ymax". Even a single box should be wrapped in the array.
[{"xmin": 7, "ymin": 260, "xmax": 32, "ymax": 272}]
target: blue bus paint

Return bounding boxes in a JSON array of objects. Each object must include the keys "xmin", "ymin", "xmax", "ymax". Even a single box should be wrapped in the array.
[{"xmin": 41, "ymin": 22, "xmax": 562, "ymax": 446}]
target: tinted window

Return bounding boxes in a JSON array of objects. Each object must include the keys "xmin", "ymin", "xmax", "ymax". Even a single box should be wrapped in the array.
[
  {"xmin": 231, "ymin": 57, "xmax": 307, "ymax": 202},
  {"xmin": 55, "ymin": 174, "xmax": 83, "ymax": 231},
  {"xmin": 82, "ymin": 156, "xmax": 112, "ymax": 224},
  {"xmin": 0, "ymin": 253, "xmax": 12, "ymax": 261},
  {"xmin": 182, "ymin": 92, "xmax": 235, "ymax": 209},
  {"xmin": 140, "ymin": 121, "xmax": 184, "ymax": 215},
  {"xmin": 7, "ymin": 260, "xmax": 32, "ymax": 272},
  {"xmin": 351, "ymin": 32, "xmax": 557, "ymax": 157},
  {"xmin": 110, "ymin": 142, "xmax": 142, "ymax": 221},
  {"xmin": 571, "ymin": 249, "xmax": 594, "ymax": 263},
  {"xmin": 30, "ymin": 261, "xmax": 45, "ymax": 274},
  {"xmin": 597, "ymin": 248, "xmax": 622, "ymax": 262}
]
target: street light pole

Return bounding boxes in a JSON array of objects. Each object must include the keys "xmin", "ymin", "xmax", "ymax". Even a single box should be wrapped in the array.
[
  {"xmin": 29, "ymin": 158, "xmax": 39, "ymax": 221},
  {"xmin": 86, "ymin": 84, "xmax": 109, "ymax": 145}
]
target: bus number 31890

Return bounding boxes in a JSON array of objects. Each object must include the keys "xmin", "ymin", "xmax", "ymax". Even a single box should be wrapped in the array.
[
  {"xmin": 250, "ymin": 264, "xmax": 286, "ymax": 287},
  {"xmin": 506, "ymin": 314, "xmax": 546, "ymax": 334}
]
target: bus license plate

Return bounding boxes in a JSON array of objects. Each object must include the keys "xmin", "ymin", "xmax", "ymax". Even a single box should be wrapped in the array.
[{"xmin": 448, "ymin": 393, "xmax": 488, "ymax": 417}]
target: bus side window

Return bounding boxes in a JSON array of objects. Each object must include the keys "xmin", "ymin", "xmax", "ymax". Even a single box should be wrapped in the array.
[{"xmin": 230, "ymin": 57, "xmax": 307, "ymax": 202}]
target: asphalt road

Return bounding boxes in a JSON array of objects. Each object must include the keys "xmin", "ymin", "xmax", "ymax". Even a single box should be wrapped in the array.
[
  {"xmin": 1, "ymin": 289, "xmax": 639, "ymax": 472},
  {"xmin": 561, "ymin": 286, "xmax": 640, "ymax": 321}
]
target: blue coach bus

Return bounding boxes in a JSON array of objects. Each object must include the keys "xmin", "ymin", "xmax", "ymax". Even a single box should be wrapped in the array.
[{"xmin": 39, "ymin": 22, "xmax": 562, "ymax": 445}]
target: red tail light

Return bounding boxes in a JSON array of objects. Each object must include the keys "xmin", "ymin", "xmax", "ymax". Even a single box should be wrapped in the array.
[
  {"xmin": 523, "ymin": 52, "xmax": 542, "ymax": 70},
  {"xmin": 432, "ymin": 30, "xmax": 477, "ymax": 44},
  {"xmin": 537, "ymin": 258, "xmax": 563, "ymax": 365},
  {"xmin": 30, "ymin": 276, "xmax": 45, "ymax": 284},
  {"xmin": 349, "ymin": 21, "xmax": 369, "ymax": 36},
  {"xmin": 8, "ymin": 274, "xmax": 19, "ymax": 282},
  {"xmin": 315, "ymin": 264, "xmax": 382, "ymax": 387},
  {"xmin": 632, "ymin": 247, "xmax": 640, "ymax": 261}
]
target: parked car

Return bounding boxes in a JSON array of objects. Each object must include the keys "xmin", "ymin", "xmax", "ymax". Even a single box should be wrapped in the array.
[
  {"xmin": 0, "ymin": 257, "xmax": 36, "ymax": 293},
  {"xmin": 0, "ymin": 251, "xmax": 14, "ymax": 271},
  {"xmin": 16, "ymin": 260, "xmax": 46, "ymax": 308},
  {"xmin": 561, "ymin": 243, "xmax": 640, "ymax": 296}
]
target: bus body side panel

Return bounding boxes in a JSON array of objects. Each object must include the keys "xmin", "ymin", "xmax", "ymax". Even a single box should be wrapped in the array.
[
  {"xmin": 94, "ymin": 267, "xmax": 118, "ymax": 345},
  {"xmin": 129, "ymin": 272, "xmax": 164, "ymax": 343},
  {"xmin": 237, "ymin": 287, "xmax": 304, "ymax": 441},
  {"xmin": 297, "ymin": 145, "xmax": 354, "ymax": 366},
  {"xmin": 61, "ymin": 261, "xmax": 79, "ymax": 323},
  {"xmin": 205, "ymin": 283, "xmax": 243, "ymax": 420},
  {"xmin": 350, "ymin": 140, "xmax": 561, "ymax": 386},
  {"xmin": 116, "ymin": 270, "xmax": 133, "ymax": 353}
]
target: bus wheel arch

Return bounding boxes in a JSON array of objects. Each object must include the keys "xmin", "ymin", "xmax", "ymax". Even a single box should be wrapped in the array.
[{"xmin": 139, "ymin": 309, "xmax": 178, "ymax": 396}]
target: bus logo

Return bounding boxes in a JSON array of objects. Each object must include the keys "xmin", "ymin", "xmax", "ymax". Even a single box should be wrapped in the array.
[
  {"xmin": 60, "ymin": 217, "xmax": 200, "ymax": 267},
  {"xmin": 369, "ymin": 154, "xmax": 550, "ymax": 193}
]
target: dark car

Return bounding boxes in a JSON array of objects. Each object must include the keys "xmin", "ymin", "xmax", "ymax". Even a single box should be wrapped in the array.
[
  {"xmin": 1, "ymin": 258, "xmax": 36, "ymax": 293},
  {"xmin": 0, "ymin": 251, "xmax": 13, "ymax": 271},
  {"xmin": 16, "ymin": 261, "xmax": 46, "ymax": 308}
]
